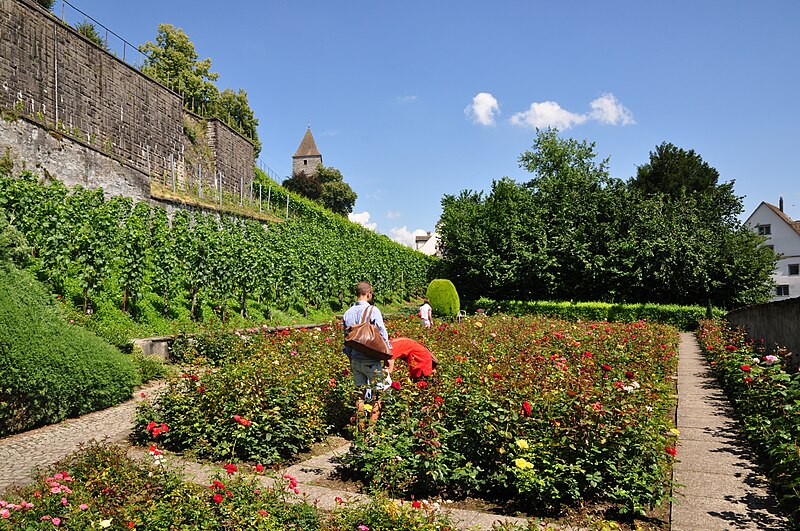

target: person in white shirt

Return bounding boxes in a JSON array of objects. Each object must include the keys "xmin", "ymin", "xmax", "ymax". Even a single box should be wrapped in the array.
[{"xmin": 418, "ymin": 299, "xmax": 433, "ymax": 328}]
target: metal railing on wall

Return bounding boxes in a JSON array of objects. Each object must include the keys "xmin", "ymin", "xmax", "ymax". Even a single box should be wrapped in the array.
[{"xmin": 58, "ymin": 0, "xmax": 147, "ymax": 69}]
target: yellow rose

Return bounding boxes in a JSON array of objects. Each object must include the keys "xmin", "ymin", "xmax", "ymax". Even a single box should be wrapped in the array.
[
  {"xmin": 486, "ymin": 364, "xmax": 493, "ymax": 370},
  {"xmin": 363, "ymin": 403, "xmax": 373, "ymax": 412},
  {"xmin": 514, "ymin": 458, "xmax": 533, "ymax": 470},
  {"xmin": 515, "ymin": 439, "xmax": 529, "ymax": 450}
]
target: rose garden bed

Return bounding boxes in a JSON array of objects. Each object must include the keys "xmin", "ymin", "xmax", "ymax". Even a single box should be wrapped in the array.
[
  {"xmin": 0, "ymin": 314, "xmax": 679, "ymax": 529},
  {"xmin": 132, "ymin": 315, "xmax": 679, "ymax": 523}
]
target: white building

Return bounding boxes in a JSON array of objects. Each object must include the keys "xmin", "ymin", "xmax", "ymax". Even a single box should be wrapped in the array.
[
  {"xmin": 415, "ymin": 231, "xmax": 441, "ymax": 257},
  {"xmin": 744, "ymin": 198, "xmax": 800, "ymax": 301}
]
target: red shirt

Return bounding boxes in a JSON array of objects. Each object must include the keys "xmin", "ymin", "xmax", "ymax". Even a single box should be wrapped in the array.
[{"xmin": 390, "ymin": 337, "xmax": 435, "ymax": 379}]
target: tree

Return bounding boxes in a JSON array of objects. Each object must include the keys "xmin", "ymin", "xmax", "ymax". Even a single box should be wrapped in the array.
[
  {"xmin": 75, "ymin": 21, "xmax": 108, "ymax": 50},
  {"xmin": 632, "ymin": 142, "xmax": 720, "ymax": 198},
  {"xmin": 283, "ymin": 171, "xmax": 322, "ymax": 200},
  {"xmin": 139, "ymin": 24, "xmax": 220, "ymax": 114},
  {"xmin": 626, "ymin": 142, "xmax": 775, "ymax": 307},
  {"xmin": 139, "ymin": 25, "xmax": 260, "ymax": 156},
  {"xmin": 213, "ymin": 88, "xmax": 261, "ymax": 157},
  {"xmin": 36, "ymin": 0, "xmax": 54, "ymax": 10},
  {"xmin": 316, "ymin": 165, "xmax": 357, "ymax": 215},
  {"xmin": 518, "ymin": 128, "xmax": 622, "ymax": 301}
]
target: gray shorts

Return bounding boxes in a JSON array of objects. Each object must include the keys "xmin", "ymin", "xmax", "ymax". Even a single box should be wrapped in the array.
[{"xmin": 350, "ymin": 357, "xmax": 385, "ymax": 387}]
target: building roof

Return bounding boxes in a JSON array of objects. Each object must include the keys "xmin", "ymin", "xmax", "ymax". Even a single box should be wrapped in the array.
[
  {"xmin": 293, "ymin": 127, "xmax": 321, "ymax": 158},
  {"xmin": 760, "ymin": 202, "xmax": 800, "ymax": 238}
]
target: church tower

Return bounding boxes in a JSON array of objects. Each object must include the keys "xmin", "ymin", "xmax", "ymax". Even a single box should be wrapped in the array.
[{"xmin": 292, "ymin": 127, "xmax": 323, "ymax": 176}]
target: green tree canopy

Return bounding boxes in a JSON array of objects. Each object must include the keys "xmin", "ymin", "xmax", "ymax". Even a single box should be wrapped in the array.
[
  {"xmin": 283, "ymin": 166, "xmax": 357, "ymax": 216},
  {"xmin": 139, "ymin": 25, "xmax": 260, "ymax": 157},
  {"xmin": 213, "ymin": 88, "xmax": 261, "ymax": 157},
  {"xmin": 316, "ymin": 166, "xmax": 357, "ymax": 215},
  {"xmin": 140, "ymin": 24, "xmax": 219, "ymax": 112},
  {"xmin": 283, "ymin": 171, "xmax": 322, "ymax": 200},
  {"xmin": 75, "ymin": 21, "xmax": 108, "ymax": 50},
  {"xmin": 437, "ymin": 129, "xmax": 775, "ymax": 308}
]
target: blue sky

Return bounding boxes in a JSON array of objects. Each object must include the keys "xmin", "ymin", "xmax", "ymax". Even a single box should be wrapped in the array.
[{"xmin": 65, "ymin": 1, "xmax": 799, "ymax": 246}]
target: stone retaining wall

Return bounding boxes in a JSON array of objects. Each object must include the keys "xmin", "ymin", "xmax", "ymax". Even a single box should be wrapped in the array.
[{"xmin": 727, "ymin": 296, "xmax": 800, "ymax": 370}]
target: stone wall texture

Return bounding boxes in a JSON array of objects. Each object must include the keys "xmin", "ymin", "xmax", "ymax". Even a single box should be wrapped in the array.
[
  {"xmin": 727, "ymin": 297, "xmax": 800, "ymax": 370},
  {"xmin": 0, "ymin": 0, "xmax": 253, "ymax": 198}
]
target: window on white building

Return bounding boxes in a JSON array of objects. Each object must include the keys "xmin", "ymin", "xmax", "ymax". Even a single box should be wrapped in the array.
[
  {"xmin": 776, "ymin": 285, "xmax": 790, "ymax": 296},
  {"xmin": 789, "ymin": 264, "xmax": 799, "ymax": 276},
  {"xmin": 757, "ymin": 224, "xmax": 771, "ymax": 236}
]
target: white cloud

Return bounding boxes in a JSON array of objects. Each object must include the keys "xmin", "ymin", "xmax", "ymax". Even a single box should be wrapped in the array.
[
  {"xmin": 509, "ymin": 101, "xmax": 588, "ymax": 130},
  {"xmin": 399, "ymin": 95, "xmax": 418, "ymax": 103},
  {"xmin": 589, "ymin": 93, "xmax": 635, "ymax": 125},
  {"xmin": 510, "ymin": 92, "xmax": 635, "ymax": 130},
  {"xmin": 348, "ymin": 211, "xmax": 377, "ymax": 231},
  {"xmin": 386, "ymin": 210, "xmax": 402, "ymax": 219},
  {"xmin": 389, "ymin": 227, "xmax": 428, "ymax": 248},
  {"xmin": 465, "ymin": 92, "xmax": 500, "ymax": 126}
]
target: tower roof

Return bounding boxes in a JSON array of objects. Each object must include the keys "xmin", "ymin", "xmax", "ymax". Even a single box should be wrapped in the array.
[{"xmin": 293, "ymin": 127, "xmax": 321, "ymax": 158}]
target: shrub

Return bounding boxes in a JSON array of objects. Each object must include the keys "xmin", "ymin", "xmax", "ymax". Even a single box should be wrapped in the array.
[
  {"xmin": 473, "ymin": 297, "xmax": 725, "ymax": 331},
  {"xmin": 426, "ymin": 279, "xmax": 460, "ymax": 318},
  {"xmin": 134, "ymin": 325, "xmax": 352, "ymax": 463},
  {"xmin": 0, "ymin": 442, "xmax": 322, "ymax": 530},
  {"xmin": 131, "ymin": 346, "xmax": 172, "ymax": 382},
  {"xmin": 0, "ymin": 265, "xmax": 138, "ymax": 436},
  {"xmin": 0, "ymin": 443, "xmax": 460, "ymax": 530}
]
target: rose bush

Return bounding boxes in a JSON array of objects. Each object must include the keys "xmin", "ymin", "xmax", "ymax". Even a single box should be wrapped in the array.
[
  {"xmin": 134, "ymin": 325, "xmax": 352, "ymax": 463},
  {"xmin": 346, "ymin": 315, "xmax": 679, "ymax": 515},
  {"xmin": 134, "ymin": 314, "xmax": 678, "ymax": 515},
  {"xmin": 696, "ymin": 320, "xmax": 800, "ymax": 524},
  {"xmin": 0, "ymin": 443, "xmax": 458, "ymax": 530}
]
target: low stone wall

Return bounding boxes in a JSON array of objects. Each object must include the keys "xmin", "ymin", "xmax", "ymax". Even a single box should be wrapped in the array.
[{"xmin": 727, "ymin": 297, "xmax": 800, "ymax": 370}]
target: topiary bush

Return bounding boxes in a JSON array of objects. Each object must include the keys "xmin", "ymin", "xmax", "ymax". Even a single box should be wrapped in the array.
[
  {"xmin": 0, "ymin": 265, "xmax": 139, "ymax": 436},
  {"xmin": 426, "ymin": 278, "xmax": 460, "ymax": 318}
]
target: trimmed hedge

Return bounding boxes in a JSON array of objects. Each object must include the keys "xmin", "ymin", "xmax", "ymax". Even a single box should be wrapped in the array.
[
  {"xmin": 0, "ymin": 265, "xmax": 138, "ymax": 436},
  {"xmin": 426, "ymin": 278, "xmax": 460, "ymax": 318},
  {"xmin": 472, "ymin": 297, "xmax": 725, "ymax": 330}
]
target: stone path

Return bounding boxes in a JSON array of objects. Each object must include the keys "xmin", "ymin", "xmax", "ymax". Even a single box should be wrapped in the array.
[
  {"xmin": 0, "ymin": 381, "xmax": 164, "ymax": 493},
  {"xmin": 671, "ymin": 332, "xmax": 790, "ymax": 530}
]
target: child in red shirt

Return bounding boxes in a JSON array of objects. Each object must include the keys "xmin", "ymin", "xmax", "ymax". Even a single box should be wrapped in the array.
[{"xmin": 389, "ymin": 337, "xmax": 438, "ymax": 381}]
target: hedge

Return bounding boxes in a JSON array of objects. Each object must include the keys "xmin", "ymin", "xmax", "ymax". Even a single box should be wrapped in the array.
[
  {"xmin": 0, "ymin": 265, "xmax": 138, "ymax": 436},
  {"xmin": 471, "ymin": 297, "xmax": 725, "ymax": 330}
]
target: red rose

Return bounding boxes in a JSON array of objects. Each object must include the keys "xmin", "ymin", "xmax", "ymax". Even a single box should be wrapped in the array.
[
  {"xmin": 455, "ymin": 376, "xmax": 463, "ymax": 384},
  {"xmin": 744, "ymin": 376, "xmax": 753, "ymax": 383},
  {"xmin": 740, "ymin": 365, "xmax": 751, "ymax": 372},
  {"xmin": 522, "ymin": 400, "xmax": 532, "ymax": 417},
  {"xmin": 213, "ymin": 493, "xmax": 223, "ymax": 503},
  {"xmin": 434, "ymin": 395, "xmax": 443, "ymax": 405},
  {"xmin": 601, "ymin": 364, "xmax": 612, "ymax": 371},
  {"xmin": 223, "ymin": 464, "xmax": 238, "ymax": 474},
  {"xmin": 665, "ymin": 446, "xmax": 677, "ymax": 457},
  {"xmin": 391, "ymin": 381, "xmax": 401, "ymax": 391},
  {"xmin": 417, "ymin": 381, "xmax": 428, "ymax": 388},
  {"xmin": 412, "ymin": 500, "xmax": 422, "ymax": 508},
  {"xmin": 625, "ymin": 371, "xmax": 634, "ymax": 379},
  {"xmin": 255, "ymin": 464, "xmax": 265, "ymax": 472}
]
